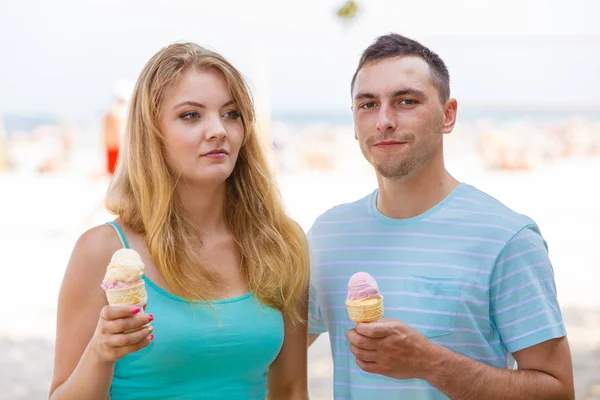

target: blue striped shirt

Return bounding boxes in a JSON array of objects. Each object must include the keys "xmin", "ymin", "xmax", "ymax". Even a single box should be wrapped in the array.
[{"xmin": 308, "ymin": 183, "xmax": 566, "ymax": 399}]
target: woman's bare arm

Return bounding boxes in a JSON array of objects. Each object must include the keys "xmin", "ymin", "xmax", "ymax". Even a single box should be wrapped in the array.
[
  {"xmin": 49, "ymin": 225, "xmax": 152, "ymax": 399},
  {"xmin": 267, "ymin": 290, "xmax": 309, "ymax": 399}
]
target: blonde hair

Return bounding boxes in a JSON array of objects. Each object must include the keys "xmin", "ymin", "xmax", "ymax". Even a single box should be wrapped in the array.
[{"xmin": 106, "ymin": 42, "xmax": 309, "ymax": 322}]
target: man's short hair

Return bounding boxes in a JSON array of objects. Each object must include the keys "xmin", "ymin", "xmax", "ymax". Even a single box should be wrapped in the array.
[{"xmin": 351, "ymin": 33, "xmax": 450, "ymax": 103}]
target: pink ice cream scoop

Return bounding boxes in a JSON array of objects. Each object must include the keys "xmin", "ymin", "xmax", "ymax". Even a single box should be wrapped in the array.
[
  {"xmin": 101, "ymin": 280, "xmax": 143, "ymax": 290},
  {"xmin": 347, "ymin": 272, "xmax": 382, "ymax": 301}
]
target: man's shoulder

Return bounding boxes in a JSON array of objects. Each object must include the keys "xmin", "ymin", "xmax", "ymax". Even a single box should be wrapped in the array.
[
  {"xmin": 453, "ymin": 184, "xmax": 537, "ymax": 228},
  {"xmin": 308, "ymin": 191, "xmax": 374, "ymax": 234}
]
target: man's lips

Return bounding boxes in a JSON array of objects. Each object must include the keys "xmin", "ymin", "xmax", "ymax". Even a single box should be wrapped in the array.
[{"xmin": 373, "ymin": 140, "xmax": 407, "ymax": 147}]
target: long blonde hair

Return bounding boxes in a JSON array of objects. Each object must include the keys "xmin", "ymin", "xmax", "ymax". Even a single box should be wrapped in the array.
[{"xmin": 106, "ymin": 42, "xmax": 309, "ymax": 322}]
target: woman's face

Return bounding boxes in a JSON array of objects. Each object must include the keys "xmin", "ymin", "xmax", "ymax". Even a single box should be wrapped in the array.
[{"xmin": 159, "ymin": 67, "xmax": 244, "ymax": 185}]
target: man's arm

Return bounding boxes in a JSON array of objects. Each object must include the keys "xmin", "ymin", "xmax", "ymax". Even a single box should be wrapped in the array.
[
  {"xmin": 426, "ymin": 336, "xmax": 574, "ymax": 399},
  {"xmin": 308, "ymin": 333, "xmax": 320, "ymax": 347},
  {"xmin": 348, "ymin": 320, "xmax": 574, "ymax": 400}
]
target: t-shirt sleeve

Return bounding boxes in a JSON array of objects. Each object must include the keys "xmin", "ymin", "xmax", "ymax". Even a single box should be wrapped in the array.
[
  {"xmin": 307, "ymin": 227, "xmax": 327, "ymax": 335},
  {"xmin": 308, "ymin": 278, "xmax": 327, "ymax": 334},
  {"xmin": 490, "ymin": 224, "xmax": 566, "ymax": 353}
]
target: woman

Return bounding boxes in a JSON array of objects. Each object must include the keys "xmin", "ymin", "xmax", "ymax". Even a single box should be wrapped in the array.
[{"xmin": 49, "ymin": 42, "xmax": 309, "ymax": 399}]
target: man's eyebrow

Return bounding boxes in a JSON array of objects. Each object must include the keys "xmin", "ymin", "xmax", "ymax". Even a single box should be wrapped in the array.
[
  {"xmin": 354, "ymin": 89, "xmax": 427, "ymax": 102},
  {"xmin": 391, "ymin": 89, "xmax": 426, "ymax": 98},
  {"xmin": 354, "ymin": 92, "xmax": 376, "ymax": 101}
]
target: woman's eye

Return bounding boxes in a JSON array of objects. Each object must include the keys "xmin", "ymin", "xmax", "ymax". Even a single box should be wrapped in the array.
[
  {"xmin": 223, "ymin": 110, "xmax": 241, "ymax": 120},
  {"xmin": 181, "ymin": 112, "xmax": 199, "ymax": 120}
]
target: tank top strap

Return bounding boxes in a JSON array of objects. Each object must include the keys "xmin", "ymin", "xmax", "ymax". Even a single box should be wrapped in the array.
[{"xmin": 106, "ymin": 221, "xmax": 130, "ymax": 249}]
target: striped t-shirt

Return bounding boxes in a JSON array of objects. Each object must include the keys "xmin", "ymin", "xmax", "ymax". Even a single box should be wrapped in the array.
[{"xmin": 308, "ymin": 183, "xmax": 566, "ymax": 400}]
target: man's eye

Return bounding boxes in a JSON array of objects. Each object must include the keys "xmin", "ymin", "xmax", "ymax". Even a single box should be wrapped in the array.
[{"xmin": 400, "ymin": 100, "xmax": 417, "ymax": 105}]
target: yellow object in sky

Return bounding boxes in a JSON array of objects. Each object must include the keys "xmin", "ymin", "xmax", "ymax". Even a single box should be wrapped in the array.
[{"xmin": 336, "ymin": 0, "xmax": 359, "ymax": 20}]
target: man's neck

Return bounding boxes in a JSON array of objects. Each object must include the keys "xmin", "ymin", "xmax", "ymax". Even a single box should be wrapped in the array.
[{"xmin": 376, "ymin": 160, "xmax": 460, "ymax": 220}]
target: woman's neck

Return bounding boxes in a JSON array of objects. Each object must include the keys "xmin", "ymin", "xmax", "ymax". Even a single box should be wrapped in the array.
[{"xmin": 176, "ymin": 180, "xmax": 228, "ymax": 234}]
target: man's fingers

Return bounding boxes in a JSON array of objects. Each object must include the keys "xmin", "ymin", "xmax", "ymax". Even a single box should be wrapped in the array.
[
  {"xmin": 356, "ymin": 318, "xmax": 407, "ymax": 338},
  {"xmin": 356, "ymin": 358, "xmax": 378, "ymax": 373},
  {"xmin": 346, "ymin": 329, "xmax": 379, "ymax": 350},
  {"xmin": 349, "ymin": 343, "xmax": 377, "ymax": 363},
  {"xmin": 355, "ymin": 321, "xmax": 389, "ymax": 338}
]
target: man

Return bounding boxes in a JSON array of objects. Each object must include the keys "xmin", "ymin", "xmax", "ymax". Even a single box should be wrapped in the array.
[{"xmin": 307, "ymin": 33, "xmax": 574, "ymax": 399}]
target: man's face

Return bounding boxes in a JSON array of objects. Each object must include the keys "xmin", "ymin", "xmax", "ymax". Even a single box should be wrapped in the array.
[{"xmin": 352, "ymin": 56, "xmax": 450, "ymax": 180}]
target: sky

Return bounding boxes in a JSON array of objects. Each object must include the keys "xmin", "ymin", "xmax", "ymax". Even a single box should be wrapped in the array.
[{"xmin": 0, "ymin": 0, "xmax": 599, "ymax": 121}]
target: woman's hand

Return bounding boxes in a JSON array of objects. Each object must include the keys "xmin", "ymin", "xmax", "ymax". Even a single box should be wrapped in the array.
[{"xmin": 89, "ymin": 305, "xmax": 154, "ymax": 363}]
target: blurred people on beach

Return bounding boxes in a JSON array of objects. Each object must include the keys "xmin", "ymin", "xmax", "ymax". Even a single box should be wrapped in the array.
[
  {"xmin": 102, "ymin": 80, "xmax": 133, "ymax": 176},
  {"xmin": 0, "ymin": 113, "xmax": 8, "ymax": 171}
]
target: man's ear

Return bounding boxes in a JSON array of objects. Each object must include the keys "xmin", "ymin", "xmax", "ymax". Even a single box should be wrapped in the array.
[{"xmin": 441, "ymin": 98, "xmax": 458, "ymax": 135}]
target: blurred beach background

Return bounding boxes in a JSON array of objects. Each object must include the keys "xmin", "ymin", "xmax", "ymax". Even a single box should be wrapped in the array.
[{"xmin": 1, "ymin": 0, "xmax": 599, "ymax": 398}]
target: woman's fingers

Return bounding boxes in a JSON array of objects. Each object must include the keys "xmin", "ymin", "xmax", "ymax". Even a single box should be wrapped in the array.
[
  {"xmin": 101, "ymin": 310, "xmax": 153, "ymax": 334},
  {"xmin": 101, "ymin": 305, "xmax": 144, "ymax": 321},
  {"xmin": 106, "ymin": 325, "xmax": 154, "ymax": 348}
]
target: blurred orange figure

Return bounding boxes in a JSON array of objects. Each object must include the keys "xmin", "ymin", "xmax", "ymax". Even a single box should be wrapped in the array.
[{"xmin": 103, "ymin": 81, "xmax": 132, "ymax": 175}]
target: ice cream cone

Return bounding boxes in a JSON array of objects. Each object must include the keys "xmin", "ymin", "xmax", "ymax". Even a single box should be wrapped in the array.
[
  {"xmin": 345, "ymin": 296, "xmax": 383, "ymax": 323},
  {"xmin": 102, "ymin": 248, "xmax": 147, "ymax": 308},
  {"xmin": 105, "ymin": 280, "xmax": 147, "ymax": 307}
]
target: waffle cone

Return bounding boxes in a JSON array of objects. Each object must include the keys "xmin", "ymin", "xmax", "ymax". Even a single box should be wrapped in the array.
[
  {"xmin": 345, "ymin": 297, "xmax": 383, "ymax": 323},
  {"xmin": 105, "ymin": 280, "xmax": 147, "ymax": 307}
]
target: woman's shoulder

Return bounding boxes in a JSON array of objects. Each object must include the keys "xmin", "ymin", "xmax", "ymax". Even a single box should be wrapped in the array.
[
  {"xmin": 75, "ymin": 222, "xmax": 124, "ymax": 258},
  {"xmin": 56, "ymin": 222, "xmax": 126, "ymax": 311},
  {"xmin": 66, "ymin": 222, "xmax": 125, "ymax": 280}
]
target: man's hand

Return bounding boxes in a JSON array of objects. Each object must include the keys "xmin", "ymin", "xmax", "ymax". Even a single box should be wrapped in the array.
[
  {"xmin": 347, "ymin": 319, "xmax": 574, "ymax": 399},
  {"xmin": 346, "ymin": 318, "xmax": 439, "ymax": 380}
]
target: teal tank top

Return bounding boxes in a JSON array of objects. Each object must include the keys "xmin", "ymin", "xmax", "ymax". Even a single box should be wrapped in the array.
[{"xmin": 106, "ymin": 222, "xmax": 284, "ymax": 400}]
